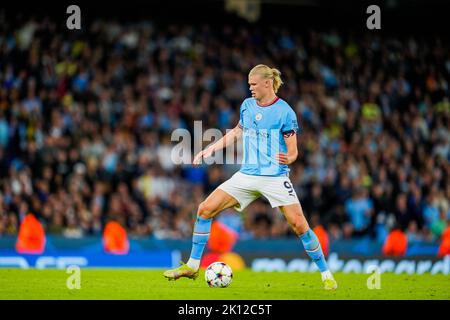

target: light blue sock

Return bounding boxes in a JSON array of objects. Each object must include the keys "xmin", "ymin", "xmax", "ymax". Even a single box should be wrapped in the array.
[
  {"xmin": 189, "ymin": 216, "xmax": 212, "ymax": 260},
  {"xmin": 299, "ymin": 228, "xmax": 329, "ymax": 272}
]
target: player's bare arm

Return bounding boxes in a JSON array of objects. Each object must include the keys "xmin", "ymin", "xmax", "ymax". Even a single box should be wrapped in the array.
[
  {"xmin": 275, "ymin": 133, "xmax": 298, "ymax": 165},
  {"xmin": 193, "ymin": 124, "xmax": 243, "ymax": 165}
]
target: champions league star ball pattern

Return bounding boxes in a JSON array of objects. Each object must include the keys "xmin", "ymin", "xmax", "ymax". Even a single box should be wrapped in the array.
[{"xmin": 205, "ymin": 262, "xmax": 233, "ymax": 288}]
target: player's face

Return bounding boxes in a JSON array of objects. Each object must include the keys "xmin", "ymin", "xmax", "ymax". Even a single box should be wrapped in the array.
[{"xmin": 248, "ymin": 74, "xmax": 270, "ymax": 100}]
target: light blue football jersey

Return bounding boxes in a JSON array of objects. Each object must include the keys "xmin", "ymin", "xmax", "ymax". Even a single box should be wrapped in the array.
[{"xmin": 238, "ymin": 97, "xmax": 299, "ymax": 176}]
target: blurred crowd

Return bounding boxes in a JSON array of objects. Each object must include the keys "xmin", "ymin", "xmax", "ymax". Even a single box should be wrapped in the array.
[{"xmin": 0, "ymin": 14, "xmax": 449, "ymax": 243}]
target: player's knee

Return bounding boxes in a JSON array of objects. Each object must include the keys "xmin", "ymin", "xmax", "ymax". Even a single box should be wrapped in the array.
[
  {"xmin": 292, "ymin": 220, "xmax": 308, "ymax": 236},
  {"xmin": 197, "ymin": 201, "xmax": 216, "ymax": 219}
]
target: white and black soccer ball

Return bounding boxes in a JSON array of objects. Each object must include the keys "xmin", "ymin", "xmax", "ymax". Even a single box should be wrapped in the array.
[{"xmin": 205, "ymin": 262, "xmax": 233, "ymax": 288}]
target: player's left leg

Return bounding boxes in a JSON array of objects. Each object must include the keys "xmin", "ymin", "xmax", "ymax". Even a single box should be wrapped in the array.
[{"xmin": 279, "ymin": 203, "xmax": 338, "ymax": 290}]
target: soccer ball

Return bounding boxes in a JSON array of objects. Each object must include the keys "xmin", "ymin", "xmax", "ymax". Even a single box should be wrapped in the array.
[{"xmin": 205, "ymin": 262, "xmax": 233, "ymax": 288}]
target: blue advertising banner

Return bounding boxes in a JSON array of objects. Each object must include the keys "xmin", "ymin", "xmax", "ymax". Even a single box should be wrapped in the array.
[
  {"xmin": 0, "ymin": 238, "xmax": 180, "ymax": 269},
  {"xmin": 0, "ymin": 249, "xmax": 180, "ymax": 269}
]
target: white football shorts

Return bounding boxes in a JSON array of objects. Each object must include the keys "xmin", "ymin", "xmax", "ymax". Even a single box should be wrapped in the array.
[{"xmin": 217, "ymin": 171, "xmax": 300, "ymax": 212}]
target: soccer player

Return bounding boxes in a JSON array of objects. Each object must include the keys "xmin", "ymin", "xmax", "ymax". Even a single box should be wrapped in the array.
[{"xmin": 163, "ymin": 64, "xmax": 338, "ymax": 290}]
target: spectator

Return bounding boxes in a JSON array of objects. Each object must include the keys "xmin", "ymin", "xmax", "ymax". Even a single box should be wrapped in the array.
[
  {"xmin": 0, "ymin": 16, "xmax": 448, "ymax": 242},
  {"xmin": 344, "ymin": 188, "xmax": 374, "ymax": 237},
  {"xmin": 431, "ymin": 206, "xmax": 449, "ymax": 241}
]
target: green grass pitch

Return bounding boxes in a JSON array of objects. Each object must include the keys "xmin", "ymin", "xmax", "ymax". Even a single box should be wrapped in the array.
[{"xmin": 0, "ymin": 269, "xmax": 449, "ymax": 300}]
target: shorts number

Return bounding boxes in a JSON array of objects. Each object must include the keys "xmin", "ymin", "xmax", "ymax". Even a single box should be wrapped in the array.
[{"xmin": 283, "ymin": 181, "xmax": 295, "ymax": 197}]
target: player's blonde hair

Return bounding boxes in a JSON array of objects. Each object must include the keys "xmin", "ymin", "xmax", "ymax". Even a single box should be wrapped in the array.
[{"xmin": 249, "ymin": 64, "xmax": 284, "ymax": 93}]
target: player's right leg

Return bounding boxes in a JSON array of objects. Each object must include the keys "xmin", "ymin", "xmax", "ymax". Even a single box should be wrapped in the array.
[{"xmin": 163, "ymin": 188, "xmax": 239, "ymax": 281}]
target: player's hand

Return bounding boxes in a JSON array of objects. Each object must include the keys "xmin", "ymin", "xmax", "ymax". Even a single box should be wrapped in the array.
[
  {"xmin": 193, "ymin": 147, "xmax": 214, "ymax": 165},
  {"xmin": 275, "ymin": 153, "xmax": 294, "ymax": 165}
]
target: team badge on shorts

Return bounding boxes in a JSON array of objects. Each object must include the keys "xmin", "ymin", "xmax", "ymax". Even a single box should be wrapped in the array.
[{"xmin": 255, "ymin": 113, "xmax": 262, "ymax": 121}]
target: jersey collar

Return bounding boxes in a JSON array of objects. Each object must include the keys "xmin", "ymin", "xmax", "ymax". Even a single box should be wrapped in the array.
[{"xmin": 256, "ymin": 96, "xmax": 279, "ymax": 107}]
